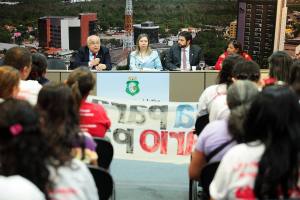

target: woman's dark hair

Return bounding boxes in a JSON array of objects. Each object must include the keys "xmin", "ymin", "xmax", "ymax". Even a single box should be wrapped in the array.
[
  {"xmin": 66, "ymin": 66, "xmax": 95, "ymax": 99},
  {"xmin": 217, "ymin": 54, "xmax": 244, "ymax": 86},
  {"xmin": 229, "ymin": 40, "xmax": 243, "ymax": 54},
  {"xmin": 37, "ymin": 83, "xmax": 80, "ymax": 166},
  {"xmin": 268, "ymin": 51, "xmax": 293, "ymax": 83},
  {"xmin": 28, "ymin": 53, "xmax": 48, "ymax": 85},
  {"xmin": 0, "ymin": 99, "xmax": 52, "ymax": 198},
  {"xmin": 244, "ymin": 86, "xmax": 300, "ymax": 199},
  {"xmin": 289, "ymin": 60, "xmax": 300, "ymax": 97},
  {"xmin": 232, "ymin": 60, "xmax": 261, "ymax": 82},
  {"xmin": 227, "ymin": 80, "xmax": 259, "ymax": 143}
]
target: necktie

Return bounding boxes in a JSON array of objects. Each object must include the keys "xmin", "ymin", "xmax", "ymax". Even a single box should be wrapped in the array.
[
  {"xmin": 93, "ymin": 53, "xmax": 97, "ymax": 59},
  {"xmin": 182, "ymin": 49, "xmax": 186, "ymax": 70}
]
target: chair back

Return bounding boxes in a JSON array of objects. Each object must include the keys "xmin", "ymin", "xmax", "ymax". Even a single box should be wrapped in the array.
[
  {"xmin": 194, "ymin": 114, "xmax": 209, "ymax": 136},
  {"xmin": 93, "ymin": 137, "xmax": 114, "ymax": 169},
  {"xmin": 88, "ymin": 165, "xmax": 114, "ymax": 200},
  {"xmin": 200, "ymin": 162, "xmax": 220, "ymax": 198}
]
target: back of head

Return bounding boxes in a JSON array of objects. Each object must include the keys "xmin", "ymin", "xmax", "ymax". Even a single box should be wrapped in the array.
[
  {"xmin": 28, "ymin": 53, "xmax": 48, "ymax": 79},
  {"xmin": 227, "ymin": 80, "xmax": 259, "ymax": 142},
  {"xmin": 217, "ymin": 54, "xmax": 244, "ymax": 85},
  {"xmin": 268, "ymin": 51, "xmax": 293, "ymax": 83},
  {"xmin": 37, "ymin": 82, "xmax": 79, "ymax": 165},
  {"xmin": 232, "ymin": 60, "xmax": 261, "ymax": 82},
  {"xmin": 0, "ymin": 66, "xmax": 20, "ymax": 99},
  {"xmin": 66, "ymin": 66, "xmax": 95, "ymax": 98},
  {"xmin": 0, "ymin": 99, "xmax": 51, "ymax": 196},
  {"xmin": 3, "ymin": 47, "xmax": 32, "ymax": 72},
  {"xmin": 244, "ymin": 86, "xmax": 300, "ymax": 199},
  {"xmin": 289, "ymin": 60, "xmax": 300, "ymax": 97}
]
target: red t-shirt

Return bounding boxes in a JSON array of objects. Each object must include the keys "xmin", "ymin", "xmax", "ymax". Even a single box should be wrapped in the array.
[{"xmin": 79, "ymin": 100, "xmax": 111, "ymax": 138}]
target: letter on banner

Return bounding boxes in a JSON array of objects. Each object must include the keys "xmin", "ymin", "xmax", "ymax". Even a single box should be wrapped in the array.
[
  {"xmin": 148, "ymin": 105, "xmax": 168, "ymax": 130},
  {"xmin": 111, "ymin": 102, "xmax": 127, "ymax": 123},
  {"xmin": 127, "ymin": 105, "xmax": 147, "ymax": 124},
  {"xmin": 140, "ymin": 130, "xmax": 160, "ymax": 153},
  {"xmin": 174, "ymin": 105, "xmax": 195, "ymax": 128},
  {"xmin": 113, "ymin": 128, "xmax": 134, "ymax": 153}
]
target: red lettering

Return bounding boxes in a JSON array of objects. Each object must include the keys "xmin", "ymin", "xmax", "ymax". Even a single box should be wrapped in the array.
[
  {"xmin": 140, "ymin": 130, "xmax": 160, "ymax": 153},
  {"xmin": 160, "ymin": 131, "xmax": 168, "ymax": 154},
  {"xmin": 169, "ymin": 131, "xmax": 185, "ymax": 155},
  {"xmin": 184, "ymin": 131, "xmax": 197, "ymax": 155}
]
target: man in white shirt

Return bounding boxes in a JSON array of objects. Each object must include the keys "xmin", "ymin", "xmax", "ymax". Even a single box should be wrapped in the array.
[
  {"xmin": 3, "ymin": 47, "xmax": 42, "ymax": 105},
  {"xmin": 166, "ymin": 31, "xmax": 204, "ymax": 71}
]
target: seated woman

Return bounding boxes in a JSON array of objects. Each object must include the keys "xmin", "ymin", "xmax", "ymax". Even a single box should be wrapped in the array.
[
  {"xmin": 189, "ymin": 80, "xmax": 259, "ymax": 180},
  {"xmin": 0, "ymin": 66, "xmax": 20, "ymax": 102},
  {"xmin": 37, "ymin": 83, "xmax": 98, "ymax": 166},
  {"xmin": 214, "ymin": 40, "xmax": 252, "ymax": 70},
  {"xmin": 264, "ymin": 50, "xmax": 293, "ymax": 86},
  {"xmin": 210, "ymin": 86, "xmax": 300, "ymax": 200},
  {"xmin": 0, "ymin": 99, "xmax": 52, "ymax": 199},
  {"xmin": 197, "ymin": 54, "xmax": 244, "ymax": 122},
  {"xmin": 27, "ymin": 53, "xmax": 49, "ymax": 85},
  {"xmin": 36, "ymin": 83, "xmax": 99, "ymax": 199},
  {"xmin": 66, "ymin": 67, "xmax": 111, "ymax": 138},
  {"xmin": 129, "ymin": 33, "xmax": 162, "ymax": 71}
]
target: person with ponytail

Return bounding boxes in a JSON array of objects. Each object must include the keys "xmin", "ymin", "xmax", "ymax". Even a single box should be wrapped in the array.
[
  {"xmin": 66, "ymin": 66, "xmax": 111, "ymax": 138},
  {"xmin": 0, "ymin": 99, "xmax": 51, "ymax": 199},
  {"xmin": 210, "ymin": 86, "xmax": 300, "ymax": 199}
]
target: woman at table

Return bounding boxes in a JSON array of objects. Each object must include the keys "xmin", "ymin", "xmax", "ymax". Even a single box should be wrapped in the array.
[
  {"xmin": 214, "ymin": 40, "xmax": 252, "ymax": 70},
  {"xmin": 129, "ymin": 34, "xmax": 162, "ymax": 71}
]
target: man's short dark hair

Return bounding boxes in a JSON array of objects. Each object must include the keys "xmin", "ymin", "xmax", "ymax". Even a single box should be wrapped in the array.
[
  {"xmin": 3, "ymin": 47, "xmax": 32, "ymax": 71},
  {"xmin": 179, "ymin": 31, "xmax": 192, "ymax": 43}
]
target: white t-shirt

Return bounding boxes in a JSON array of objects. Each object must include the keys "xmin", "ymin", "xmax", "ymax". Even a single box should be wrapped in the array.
[
  {"xmin": 18, "ymin": 80, "xmax": 42, "ymax": 105},
  {"xmin": 210, "ymin": 142, "xmax": 265, "ymax": 200},
  {"xmin": 209, "ymin": 94, "xmax": 229, "ymax": 122},
  {"xmin": 0, "ymin": 175, "xmax": 45, "ymax": 200},
  {"xmin": 211, "ymin": 142, "xmax": 300, "ymax": 199},
  {"xmin": 49, "ymin": 159, "xmax": 99, "ymax": 200},
  {"xmin": 197, "ymin": 84, "xmax": 227, "ymax": 119}
]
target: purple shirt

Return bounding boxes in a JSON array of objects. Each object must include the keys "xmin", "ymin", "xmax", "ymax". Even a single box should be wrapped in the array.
[{"xmin": 195, "ymin": 120, "xmax": 236, "ymax": 163}]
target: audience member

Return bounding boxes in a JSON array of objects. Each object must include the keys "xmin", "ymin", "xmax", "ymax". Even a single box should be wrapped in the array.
[
  {"xmin": 0, "ymin": 175, "xmax": 45, "ymax": 200},
  {"xmin": 197, "ymin": 54, "xmax": 244, "ymax": 121},
  {"xmin": 214, "ymin": 40, "xmax": 252, "ymax": 70},
  {"xmin": 37, "ymin": 83, "xmax": 98, "ymax": 166},
  {"xmin": 289, "ymin": 60, "xmax": 300, "ymax": 97},
  {"xmin": 0, "ymin": 66, "xmax": 20, "ymax": 101},
  {"xmin": 166, "ymin": 31, "xmax": 204, "ymax": 71},
  {"xmin": 70, "ymin": 35, "xmax": 112, "ymax": 70},
  {"xmin": 27, "ymin": 53, "xmax": 49, "ymax": 85},
  {"xmin": 266, "ymin": 50, "xmax": 293, "ymax": 85},
  {"xmin": 3, "ymin": 46, "xmax": 42, "ymax": 105},
  {"xmin": 37, "ymin": 83, "xmax": 99, "ymax": 199},
  {"xmin": 189, "ymin": 80, "xmax": 258, "ymax": 180},
  {"xmin": 209, "ymin": 60, "xmax": 261, "ymax": 122},
  {"xmin": 66, "ymin": 67, "xmax": 111, "ymax": 138},
  {"xmin": 210, "ymin": 86, "xmax": 300, "ymax": 199},
  {"xmin": 129, "ymin": 34, "xmax": 162, "ymax": 71},
  {"xmin": 0, "ymin": 99, "xmax": 52, "ymax": 198}
]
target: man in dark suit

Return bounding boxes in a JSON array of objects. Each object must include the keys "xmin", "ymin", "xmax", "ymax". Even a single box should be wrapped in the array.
[
  {"xmin": 165, "ymin": 31, "xmax": 204, "ymax": 71},
  {"xmin": 70, "ymin": 35, "xmax": 112, "ymax": 70}
]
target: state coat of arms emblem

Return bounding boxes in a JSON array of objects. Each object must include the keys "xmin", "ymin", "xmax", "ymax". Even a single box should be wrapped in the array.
[{"xmin": 126, "ymin": 76, "xmax": 140, "ymax": 96}]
